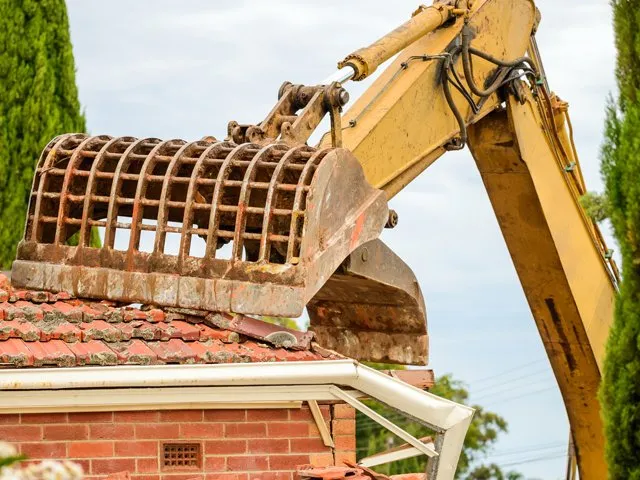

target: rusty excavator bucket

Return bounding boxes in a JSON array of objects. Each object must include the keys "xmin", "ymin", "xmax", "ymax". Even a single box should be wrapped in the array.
[{"xmin": 11, "ymin": 82, "xmax": 428, "ymax": 365}]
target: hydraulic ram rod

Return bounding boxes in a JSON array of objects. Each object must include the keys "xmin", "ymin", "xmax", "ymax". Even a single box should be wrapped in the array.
[{"xmin": 337, "ymin": 3, "xmax": 455, "ymax": 81}]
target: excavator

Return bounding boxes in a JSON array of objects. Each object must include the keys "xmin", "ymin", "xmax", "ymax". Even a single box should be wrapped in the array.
[{"xmin": 11, "ymin": 0, "xmax": 619, "ymax": 478}]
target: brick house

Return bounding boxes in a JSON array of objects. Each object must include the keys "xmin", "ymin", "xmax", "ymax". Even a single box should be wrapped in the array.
[
  {"xmin": 0, "ymin": 273, "xmax": 357, "ymax": 479},
  {"xmin": 0, "ymin": 271, "xmax": 472, "ymax": 479}
]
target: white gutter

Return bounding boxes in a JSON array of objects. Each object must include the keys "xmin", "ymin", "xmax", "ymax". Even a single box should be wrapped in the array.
[{"xmin": 0, "ymin": 360, "xmax": 473, "ymax": 480}]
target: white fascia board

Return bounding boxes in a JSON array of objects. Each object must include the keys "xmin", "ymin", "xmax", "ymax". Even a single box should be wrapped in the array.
[{"xmin": 0, "ymin": 360, "xmax": 359, "ymax": 391}]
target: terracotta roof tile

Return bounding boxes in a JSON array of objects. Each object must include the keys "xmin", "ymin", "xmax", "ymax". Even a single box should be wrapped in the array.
[
  {"xmin": 26, "ymin": 340, "xmax": 76, "ymax": 367},
  {"xmin": 147, "ymin": 338, "xmax": 197, "ymax": 363},
  {"xmin": 40, "ymin": 321, "xmax": 83, "ymax": 343},
  {"xmin": 198, "ymin": 323, "xmax": 237, "ymax": 343},
  {"xmin": 0, "ymin": 338, "xmax": 34, "ymax": 367},
  {"xmin": 297, "ymin": 464, "xmax": 428, "ymax": 480},
  {"xmin": 168, "ymin": 320, "xmax": 201, "ymax": 341},
  {"xmin": 109, "ymin": 339, "xmax": 159, "ymax": 365},
  {"xmin": 67, "ymin": 341, "xmax": 119, "ymax": 366},
  {"xmin": 0, "ymin": 274, "xmax": 340, "ymax": 369},
  {"xmin": 0, "ymin": 319, "xmax": 41, "ymax": 342}
]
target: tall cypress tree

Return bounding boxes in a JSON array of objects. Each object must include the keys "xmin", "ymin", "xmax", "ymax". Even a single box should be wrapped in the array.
[
  {"xmin": 600, "ymin": 1, "xmax": 640, "ymax": 478},
  {"xmin": 0, "ymin": 0, "xmax": 86, "ymax": 268}
]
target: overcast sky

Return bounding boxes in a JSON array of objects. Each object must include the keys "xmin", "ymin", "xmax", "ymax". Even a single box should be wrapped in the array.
[{"xmin": 65, "ymin": 1, "xmax": 616, "ymax": 478}]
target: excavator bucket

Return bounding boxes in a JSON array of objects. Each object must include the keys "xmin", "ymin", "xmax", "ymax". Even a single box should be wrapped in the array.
[{"xmin": 12, "ymin": 133, "xmax": 428, "ymax": 364}]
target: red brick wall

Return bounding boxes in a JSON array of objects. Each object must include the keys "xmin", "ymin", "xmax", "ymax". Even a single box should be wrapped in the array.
[{"xmin": 0, "ymin": 404, "xmax": 355, "ymax": 480}]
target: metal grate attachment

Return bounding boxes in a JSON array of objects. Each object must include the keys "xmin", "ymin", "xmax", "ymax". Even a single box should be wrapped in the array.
[
  {"xmin": 13, "ymin": 133, "xmax": 390, "ymax": 318},
  {"xmin": 162, "ymin": 443, "xmax": 201, "ymax": 470},
  {"xmin": 24, "ymin": 134, "xmax": 325, "ymax": 265}
]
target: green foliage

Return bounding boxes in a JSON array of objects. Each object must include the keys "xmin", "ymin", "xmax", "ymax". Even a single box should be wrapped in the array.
[
  {"xmin": 580, "ymin": 192, "xmax": 611, "ymax": 223},
  {"xmin": 0, "ymin": 0, "xmax": 86, "ymax": 268},
  {"xmin": 66, "ymin": 228, "xmax": 103, "ymax": 248},
  {"xmin": 356, "ymin": 373, "xmax": 522, "ymax": 479},
  {"xmin": 465, "ymin": 464, "xmax": 523, "ymax": 480},
  {"xmin": 0, "ymin": 455, "xmax": 27, "ymax": 469},
  {"xmin": 599, "ymin": 2, "xmax": 640, "ymax": 478},
  {"xmin": 600, "ymin": 103, "xmax": 640, "ymax": 478},
  {"xmin": 261, "ymin": 316, "xmax": 310, "ymax": 331}
]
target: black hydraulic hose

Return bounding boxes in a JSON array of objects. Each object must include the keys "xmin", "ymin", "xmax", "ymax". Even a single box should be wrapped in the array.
[
  {"xmin": 447, "ymin": 56, "xmax": 480, "ymax": 113},
  {"xmin": 461, "ymin": 26, "xmax": 536, "ymax": 98},
  {"xmin": 441, "ymin": 54, "xmax": 467, "ymax": 150},
  {"xmin": 467, "ymin": 46, "xmax": 535, "ymax": 70},
  {"xmin": 448, "ymin": 72, "xmax": 479, "ymax": 114}
]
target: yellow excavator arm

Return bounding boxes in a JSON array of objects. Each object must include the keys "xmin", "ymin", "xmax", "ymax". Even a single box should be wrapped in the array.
[{"xmin": 320, "ymin": 0, "xmax": 619, "ymax": 478}]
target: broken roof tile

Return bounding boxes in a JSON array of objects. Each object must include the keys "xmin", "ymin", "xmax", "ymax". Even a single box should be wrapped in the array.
[
  {"xmin": 80, "ymin": 304, "xmax": 107, "ymax": 322},
  {"xmin": 297, "ymin": 466, "xmax": 372, "ymax": 480},
  {"xmin": 131, "ymin": 321, "xmax": 172, "ymax": 341},
  {"xmin": 109, "ymin": 339, "xmax": 159, "ymax": 365},
  {"xmin": 167, "ymin": 320, "xmax": 201, "ymax": 341},
  {"xmin": 206, "ymin": 313, "xmax": 314, "ymax": 350},
  {"xmin": 297, "ymin": 463, "xmax": 424, "ymax": 480},
  {"xmin": 198, "ymin": 323, "xmax": 237, "ymax": 343}
]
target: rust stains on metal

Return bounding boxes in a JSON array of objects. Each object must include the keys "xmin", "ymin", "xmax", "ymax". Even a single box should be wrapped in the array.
[{"xmin": 308, "ymin": 240, "xmax": 428, "ymax": 365}]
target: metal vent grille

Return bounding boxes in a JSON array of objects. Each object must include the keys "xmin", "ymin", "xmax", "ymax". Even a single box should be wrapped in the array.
[{"xmin": 162, "ymin": 443, "xmax": 201, "ymax": 470}]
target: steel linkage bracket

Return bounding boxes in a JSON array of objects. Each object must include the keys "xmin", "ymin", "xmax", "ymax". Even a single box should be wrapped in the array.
[{"xmin": 227, "ymin": 82, "xmax": 349, "ymax": 148}]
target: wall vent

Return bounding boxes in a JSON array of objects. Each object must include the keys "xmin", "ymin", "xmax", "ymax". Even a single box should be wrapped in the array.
[{"xmin": 162, "ymin": 443, "xmax": 201, "ymax": 470}]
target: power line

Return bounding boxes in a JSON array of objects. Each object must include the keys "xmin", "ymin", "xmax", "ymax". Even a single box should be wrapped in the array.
[
  {"xmin": 472, "ymin": 379, "xmax": 555, "ymax": 402},
  {"xmin": 480, "ymin": 386, "xmax": 558, "ymax": 406},
  {"xmin": 498, "ymin": 452, "xmax": 567, "ymax": 468},
  {"xmin": 486, "ymin": 446, "xmax": 567, "ymax": 460},
  {"xmin": 468, "ymin": 359, "xmax": 546, "ymax": 385},
  {"xmin": 484, "ymin": 442, "xmax": 565, "ymax": 458},
  {"xmin": 470, "ymin": 368, "xmax": 553, "ymax": 396}
]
